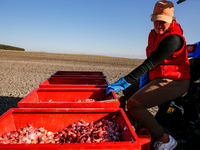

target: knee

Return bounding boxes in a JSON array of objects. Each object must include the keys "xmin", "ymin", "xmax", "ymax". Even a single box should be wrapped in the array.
[
  {"xmin": 127, "ymin": 98, "xmax": 138, "ymax": 112},
  {"xmin": 127, "ymin": 97, "xmax": 145, "ymax": 113}
]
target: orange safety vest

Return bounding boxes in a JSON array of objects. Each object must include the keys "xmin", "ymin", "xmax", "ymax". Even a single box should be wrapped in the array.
[{"xmin": 146, "ymin": 21, "xmax": 190, "ymax": 80}]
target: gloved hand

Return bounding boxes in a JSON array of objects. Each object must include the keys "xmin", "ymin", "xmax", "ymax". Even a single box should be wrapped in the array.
[{"xmin": 106, "ymin": 77, "xmax": 131, "ymax": 96}]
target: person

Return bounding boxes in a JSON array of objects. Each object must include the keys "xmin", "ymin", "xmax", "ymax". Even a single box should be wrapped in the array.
[{"xmin": 106, "ymin": 0, "xmax": 190, "ymax": 150}]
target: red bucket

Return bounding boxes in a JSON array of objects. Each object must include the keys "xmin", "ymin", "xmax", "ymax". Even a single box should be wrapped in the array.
[
  {"xmin": 18, "ymin": 88, "xmax": 120, "ymax": 108},
  {"xmin": 39, "ymin": 77, "xmax": 109, "ymax": 88},
  {"xmin": 0, "ymin": 108, "xmax": 150, "ymax": 150},
  {"xmin": 51, "ymin": 71, "xmax": 106, "ymax": 78}
]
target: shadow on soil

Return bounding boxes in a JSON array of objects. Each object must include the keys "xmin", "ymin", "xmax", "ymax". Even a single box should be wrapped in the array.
[{"xmin": 0, "ymin": 96, "xmax": 23, "ymax": 116}]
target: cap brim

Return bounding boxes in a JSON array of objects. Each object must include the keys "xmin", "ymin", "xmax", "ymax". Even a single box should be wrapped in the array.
[{"xmin": 151, "ymin": 14, "xmax": 172, "ymax": 23}]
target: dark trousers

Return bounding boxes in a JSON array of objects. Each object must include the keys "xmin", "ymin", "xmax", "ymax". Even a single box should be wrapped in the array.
[{"xmin": 123, "ymin": 78, "xmax": 190, "ymax": 139}]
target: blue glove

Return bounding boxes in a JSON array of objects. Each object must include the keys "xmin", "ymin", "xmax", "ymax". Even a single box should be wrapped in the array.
[{"xmin": 106, "ymin": 77, "xmax": 131, "ymax": 96}]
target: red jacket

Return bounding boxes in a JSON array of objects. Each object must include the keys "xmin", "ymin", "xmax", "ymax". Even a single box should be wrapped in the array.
[{"xmin": 146, "ymin": 21, "xmax": 190, "ymax": 80}]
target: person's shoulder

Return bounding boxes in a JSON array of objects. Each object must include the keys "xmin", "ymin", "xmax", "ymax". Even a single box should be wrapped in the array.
[
  {"xmin": 164, "ymin": 34, "xmax": 182, "ymax": 42},
  {"xmin": 148, "ymin": 29, "xmax": 156, "ymax": 38},
  {"xmin": 162, "ymin": 35, "xmax": 183, "ymax": 48},
  {"xmin": 149, "ymin": 29, "xmax": 155, "ymax": 34}
]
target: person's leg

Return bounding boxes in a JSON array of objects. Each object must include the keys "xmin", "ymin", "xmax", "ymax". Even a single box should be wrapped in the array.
[{"xmin": 127, "ymin": 78, "xmax": 190, "ymax": 139}]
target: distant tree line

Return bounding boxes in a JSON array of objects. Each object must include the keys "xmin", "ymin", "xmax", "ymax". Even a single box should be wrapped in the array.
[{"xmin": 0, "ymin": 44, "xmax": 25, "ymax": 51}]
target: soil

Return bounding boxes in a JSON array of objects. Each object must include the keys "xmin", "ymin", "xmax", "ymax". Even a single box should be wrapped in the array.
[{"xmin": 0, "ymin": 49, "xmax": 158, "ymax": 116}]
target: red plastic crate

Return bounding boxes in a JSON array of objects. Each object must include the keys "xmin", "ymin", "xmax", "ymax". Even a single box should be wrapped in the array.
[
  {"xmin": 0, "ymin": 108, "xmax": 150, "ymax": 150},
  {"xmin": 18, "ymin": 88, "xmax": 120, "ymax": 108},
  {"xmin": 51, "ymin": 71, "xmax": 106, "ymax": 78},
  {"xmin": 39, "ymin": 77, "xmax": 109, "ymax": 88}
]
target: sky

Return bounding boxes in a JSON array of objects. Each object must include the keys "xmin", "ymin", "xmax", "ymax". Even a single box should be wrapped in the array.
[{"xmin": 1, "ymin": 0, "xmax": 200, "ymax": 59}]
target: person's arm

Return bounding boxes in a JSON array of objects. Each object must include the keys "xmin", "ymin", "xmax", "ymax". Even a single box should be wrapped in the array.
[
  {"xmin": 124, "ymin": 35, "xmax": 183, "ymax": 83},
  {"xmin": 105, "ymin": 34, "xmax": 184, "ymax": 95}
]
